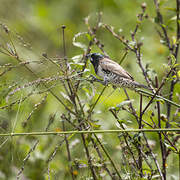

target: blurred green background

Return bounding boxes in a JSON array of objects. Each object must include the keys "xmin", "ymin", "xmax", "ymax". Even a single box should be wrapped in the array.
[{"xmin": 0, "ymin": 0, "xmax": 179, "ymax": 179}]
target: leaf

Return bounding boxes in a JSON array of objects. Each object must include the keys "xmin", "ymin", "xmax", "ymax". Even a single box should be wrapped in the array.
[
  {"xmin": 164, "ymin": 143, "xmax": 178, "ymax": 153},
  {"xmin": 116, "ymin": 100, "xmax": 134, "ymax": 108},
  {"xmin": 109, "ymin": 100, "xmax": 134, "ymax": 111},
  {"xmin": 168, "ymin": 121, "xmax": 179, "ymax": 127},
  {"xmin": 116, "ymin": 120, "xmax": 128, "ymax": 129},
  {"xmin": 60, "ymin": 92, "xmax": 71, "ymax": 102},
  {"xmin": 71, "ymin": 54, "xmax": 83, "ymax": 62},
  {"xmin": 164, "ymin": 7, "xmax": 176, "ymax": 12},
  {"xmin": 160, "ymin": 114, "xmax": 167, "ymax": 122},
  {"xmin": 154, "ymin": 98, "xmax": 165, "ymax": 104},
  {"xmin": 69, "ymin": 62, "xmax": 85, "ymax": 69},
  {"xmin": 67, "ymin": 133, "xmax": 75, "ymax": 141},
  {"xmin": 170, "ymin": 16, "xmax": 176, "ymax": 21},
  {"xmin": 161, "ymin": 24, "xmax": 166, "ymax": 28},
  {"xmin": 170, "ymin": 54, "xmax": 176, "ymax": 66},
  {"xmin": 85, "ymin": 134, "xmax": 92, "ymax": 146},
  {"xmin": 89, "ymin": 122, "xmax": 101, "ymax": 128},
  {"xmin": 72, "ymin": 32, "xmax": 88, "ymax": 51},
  {"xmin": 177, "ymin": 70, "xmax": 180, "ymax": 78},
  {"xmin": 172, "ymin": 36, "xmax": 176, "ymax": 45},
  {"xmin": 85, "ymin": 33, "xmax": 93, "ymax": 41}
]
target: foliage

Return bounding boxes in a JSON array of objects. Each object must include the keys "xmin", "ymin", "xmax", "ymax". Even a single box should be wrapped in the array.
[{"xmin": 0, "ymin": 0, "xmax": 179, "ymax": 179}]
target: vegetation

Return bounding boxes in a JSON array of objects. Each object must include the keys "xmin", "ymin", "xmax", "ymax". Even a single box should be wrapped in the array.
[{"xmin": 0, "ymin": 0, "xmax": 179, "ymax": 179}]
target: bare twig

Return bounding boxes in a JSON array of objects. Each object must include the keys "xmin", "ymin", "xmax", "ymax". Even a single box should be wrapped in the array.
[
  {"xmin": 166, "ymin": 0, "xmax": 180, "ymax": 125},
  {"xmin": 138, "ymin": 94, "xmax": 143, "ymax": 177},
  {"xmin": 62, "ymin": 120, "xmax": 75, "ymax": 180},
  {"xmin": 155, "ymin": 77, "xmax": 166, "ymax": 179}
]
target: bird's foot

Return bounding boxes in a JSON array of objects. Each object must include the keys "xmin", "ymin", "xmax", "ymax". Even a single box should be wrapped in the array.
[
  {"xmin": 89, "ymin": 75, "xmax": 98, "ymax": 82},
  {"xmin": 103, "ymin": 80, "xmax": 109, "ymax": 86},
  {"xmin": 112, "ymin": 85, "xmax": 117, "ymax": 89},
  {"xmin": 89, "ymin": 75, "xmax": 108, "ymax": 86}
]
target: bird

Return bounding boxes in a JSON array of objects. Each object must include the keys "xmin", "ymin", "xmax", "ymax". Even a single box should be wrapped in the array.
[{"xmin": 88, "ymin": 53, "xmax": 151, "ymax": 90}]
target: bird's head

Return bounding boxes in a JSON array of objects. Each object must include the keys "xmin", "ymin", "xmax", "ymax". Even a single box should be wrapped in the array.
[{"xmin": 87, "ymin": 53, "xmax": 104, "ymax": 67}]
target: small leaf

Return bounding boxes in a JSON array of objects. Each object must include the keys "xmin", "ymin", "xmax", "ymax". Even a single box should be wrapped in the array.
[
  {"xmin": 161, "ymin": 24, "xmax": 166, "ymax": 28},
  {"xmin": 85, "ymin": 134, "xmax": 92, "ymax": 146},
  {"xmin": 85, "ymin": 33, "xmax": 93, "ymax": 41},
  {"xmin": 164, "ymin": 143, "xmax": 177, "ymax": 153},
  {"xmin": 170, "ymin": 54, "xmax": 176, "ymax": 66},
  {"xmin": 177, "ymin": 70, "xmax": 180, "ymax": 78},
  {"xmin": 170, "ymin": 16, "xmax": 176, "ymax": 21},
  {"xmin": 89, "ymin": 122, "xmax": 101, "ymax": 128},
  {"xmin": 172, "ymin": 36, "xmax": 176, "ymax": 45},
  {"xmin": 72, "ymin": 55, "xmax": 83, "ymax": 62},
  {"xmin": 72, "ymin": 32, "xmax": 88, "ymax": 51},
  {"xmin": 116, "ymin": 100, "xmax": 134, "ymax": 108},
  {"xmin": 164, "ymin": 7, "xmax": 176, "ymax": 12},
  {"xmin": 60, "ymin": 92, "xmax": 71, "ymax": 102},
  {"xmin": 109, "ymin": 100, "xmax": 134, "ymax": 111},
  {"xmin": 160, "ymin": 114, "xmax": 167, "ymax": 122},
  {"xmin": 69, "ymin": 62, "xmax": 85, "ymax": 69},
  {"xmin": 154, "ymin": 98, "xmax": 165, "ymax": 104}
]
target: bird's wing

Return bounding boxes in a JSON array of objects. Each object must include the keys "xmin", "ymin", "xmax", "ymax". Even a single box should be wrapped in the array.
[{"xmin": 99, "ymin": 58, "xmax": 134, "ymax": 80}]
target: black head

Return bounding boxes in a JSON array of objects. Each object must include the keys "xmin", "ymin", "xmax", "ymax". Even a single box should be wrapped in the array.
[
  {"xmin": 88, "ymin": 53, "xmax": 104, "ymax": 67},
  {"xmin": 87, "ymin": 53, "xmax": 104, "ymax": 74}
]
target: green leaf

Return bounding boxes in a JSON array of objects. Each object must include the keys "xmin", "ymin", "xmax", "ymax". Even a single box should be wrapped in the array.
[
  {"xmin": 72, "ymin": 32, "xmax": 88, "ymax": 51},
  {"xmin": 154, "ymin": 16, "xmax": 160, "ymax": 24},
  {"xmin": 164, "ymin": 143, "xmax": 178, "ymax": 153},
  {"xmin": 60, "ymin": 92, "xmax": 71, "ymax": 102},
  {"xmin": 71, "ymin": 55, "xmax": 83, "ymax": 62},
  {"xmin": 170, "ymin": 54, "xmax": 176, "ymax": 66},
  {"xmin": 172, "ymin": 36, "xmax": 176, "ymax": 45},
  {"xmin": 161, "ymin": 24, "xmax": 166, "ymax": 28},
  {"xmin": 85, "ymin": 33, "xmax": 93, "ymax": 41},
  {"xmin": 116, "ymin": 100, "xmax": 134, "ymax": 108},
  {"xmin": 164, "ymin": 7, "xmax": 176, "ymax": 12},
  {"xmin": 85, "ymin": 134, "xmax": 92, "ymax": 146},
  {"xmin": 178, "ymin": 70, "xmax": 180, "ymax": 78},
  {"xmin": 89, "ymin": 122, "xmax": 101, "ymax": 128}
]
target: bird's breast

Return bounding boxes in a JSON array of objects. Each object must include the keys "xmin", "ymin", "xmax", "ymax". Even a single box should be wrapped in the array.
[
  {"xmin": 96, "ymin": 65, "xmax": 105, "ymax": 78},
  {"xmin": 97, "ymin": 66, "xmax": 117, "ymax": 81}
]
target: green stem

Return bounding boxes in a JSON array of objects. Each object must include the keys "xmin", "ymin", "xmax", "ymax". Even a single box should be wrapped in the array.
[
  {"xmin": 137, "ymin": 89, "xmax": 180, "ymax": 108},
  {"xmin": 1, "ymin": 128, "xmax": 180, "ymax": 137}
]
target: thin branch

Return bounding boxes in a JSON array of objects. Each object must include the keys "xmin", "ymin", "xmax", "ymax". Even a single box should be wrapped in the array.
[
  {"xmin": 153, "ymin": 0, "xmax": 172, "ymax": 51},
  {"xmin": 94, "ymin": 134, "xmax": 122, "ymax": 180},
  {"xmin": 156, "ymin": 77, "xmax": 166, "ymax": 179},
  {"xmin": 137, "ymin": 89, "xmax": 180, "ymax": 108},
  {"xmin": 142, "ymin": 133, "xmax": 164, "ymax": 180},
  {"xmin": 141, "ymin": 67, "xmax": 174, "ymax": 115},
  {"xmin": 0, "ymin": 129, "xmax": 179, "ymax": 137},
  {"xmin": 166, "ymin": 0, "xmax": 180, "ymax": 124},
  {"xmin": 62, "ymin": 121, "xmax": 75, "ymax": 180},
  {"xmin": 138, "ymin": 94, "xmax": 143, "ymax": 177},
  {"xmin": 91, "ymin": 136, "xmax": 114, "ymax": 179},
  {"xmin": 88, "ymin": 86, "xmax": 106, "ymax": 119}
]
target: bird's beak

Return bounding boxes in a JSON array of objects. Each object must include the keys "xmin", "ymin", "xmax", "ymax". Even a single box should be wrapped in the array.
[{"xmin": 86, "ymin": 53, "xmax": 92, "ymax": 59}]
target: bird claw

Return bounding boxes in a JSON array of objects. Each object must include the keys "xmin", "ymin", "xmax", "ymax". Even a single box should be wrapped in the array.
[
  {"xmin": 103, "ymin": 80, "xmax": 108, "ymax": 86},
  {"xmin": 112, "ymin": 85, "xmax": 117, "ymax": 89},
  {"xmin": 89, "ymin": 75, "xmax": 97, "ymax": 83},
  {"xmin": 89, "ymin": 75, "xmax": 107, "ymax": 86}
]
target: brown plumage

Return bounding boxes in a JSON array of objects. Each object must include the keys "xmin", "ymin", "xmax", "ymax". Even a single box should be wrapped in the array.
[
  {"xmin": 99, "ymin": 57, "xmax": 134, "ymax": 80},
  {"xmin": 89, "ymin": 53, "xmax": 150, "ymax": 90}
]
